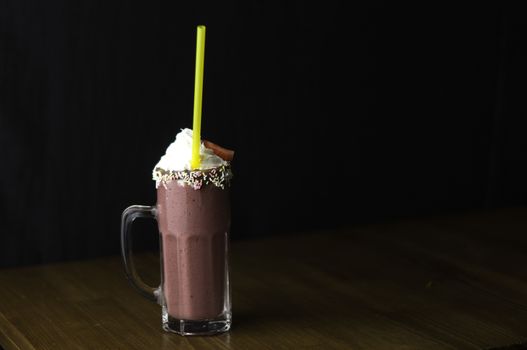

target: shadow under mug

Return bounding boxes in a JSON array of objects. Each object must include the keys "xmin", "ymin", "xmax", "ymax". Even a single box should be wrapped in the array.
[{"xmin": 120, "ymin": 179, "xmax": 231, "ymax": 336}]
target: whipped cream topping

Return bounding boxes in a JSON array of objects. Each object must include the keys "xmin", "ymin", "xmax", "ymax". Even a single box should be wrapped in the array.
[{"xmin": 152, "ymin": 128, "xmax": 228, "ymax": 177}]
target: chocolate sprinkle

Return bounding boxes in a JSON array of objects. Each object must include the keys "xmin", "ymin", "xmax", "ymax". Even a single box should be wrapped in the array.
[{"xmin": 153, "ymin": 165, "xmax": 232, "ymax": 190}]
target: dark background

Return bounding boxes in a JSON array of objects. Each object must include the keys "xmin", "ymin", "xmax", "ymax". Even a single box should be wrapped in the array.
[{"xmin": 1, "ymin": 2, "xmax": 526, "ymax": 267}]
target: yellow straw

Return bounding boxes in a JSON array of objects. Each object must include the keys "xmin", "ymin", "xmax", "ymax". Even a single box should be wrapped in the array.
[{"xmin": 191, "ymin": 25, "xmax": 206, "ymax": 170}]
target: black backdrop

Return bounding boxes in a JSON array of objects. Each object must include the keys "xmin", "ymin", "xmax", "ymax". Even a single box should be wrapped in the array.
[{"xmin": 1, "ymin": 2, "xmax": 526, "ymax": 267}]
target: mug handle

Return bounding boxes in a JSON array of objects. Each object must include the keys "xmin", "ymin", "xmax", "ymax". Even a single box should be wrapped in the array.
[{"xmin": 121, "ymin": 205, "xmax": 160, "ymax": 302}]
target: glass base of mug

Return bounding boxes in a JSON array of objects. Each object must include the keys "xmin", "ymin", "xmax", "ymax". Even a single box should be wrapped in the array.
[{"xmin": 162, "ymin": 307, "xmax": 231, "ymax": 336}]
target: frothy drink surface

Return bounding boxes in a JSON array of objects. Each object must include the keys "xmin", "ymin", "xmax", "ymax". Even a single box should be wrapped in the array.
[{"xmin": 157, "ymin": 180, "xmax": 230, "ymax": 320}]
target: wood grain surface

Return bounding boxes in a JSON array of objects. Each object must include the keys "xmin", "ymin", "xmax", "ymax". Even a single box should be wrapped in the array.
[{"xmin": 1, "ymin": 208, "xmax": 527, "ymax": 349}]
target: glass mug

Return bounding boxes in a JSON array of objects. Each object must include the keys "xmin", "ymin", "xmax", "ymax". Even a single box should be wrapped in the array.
[{"xmin": 121, "ymin": 171, "xmax": 231, "ymax": 335}]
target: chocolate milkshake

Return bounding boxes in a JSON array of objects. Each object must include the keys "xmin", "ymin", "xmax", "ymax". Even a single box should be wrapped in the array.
[
  {"xmin": 152, "ymin": 128, "xmax": 233, "ymax": 334},
  {"xmin": 121, "ymin": 128, "xmax": 233, "ymax": 335}
]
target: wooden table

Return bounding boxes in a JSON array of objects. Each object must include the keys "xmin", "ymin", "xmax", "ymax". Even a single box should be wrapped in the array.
[{"xmin": 1, "ymin": 208, "xmax": 527, "ymax": 349}]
